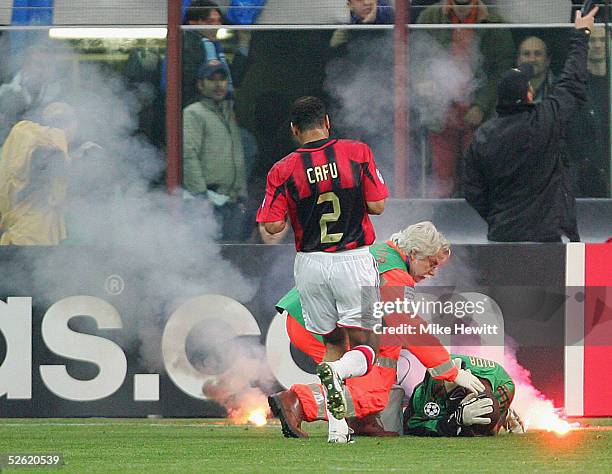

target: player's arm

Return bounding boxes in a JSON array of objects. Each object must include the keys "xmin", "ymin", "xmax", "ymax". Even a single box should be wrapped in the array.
[
  {"xmin": 366, "ymin": 199, "xmax": 385, "ymax": 215},
  {"xmin": 259, "ymin": 222, "xmax": 288, "ymax": 243},
  {"xmin": 263, "ymin": 219, "xmax": 286, "ymax": 235},
  {"xmin": 361, "ymin": 144, "xmax": 389, "ymax": 212},
  {"xmin": 382, "ymin": 269, "xmax": 484, "ymax": 393},
  {"xmin": 381, "ymin": 269, "xmax": 457, "ymax": 376},
  {"xmin": 256, "ymin": 164, "xmax": 289, "ymax": 232}
]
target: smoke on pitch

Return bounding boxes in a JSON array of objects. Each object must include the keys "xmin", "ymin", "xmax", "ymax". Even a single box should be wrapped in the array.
[
  {"xmin": 194, "ymin": 320, "xmax": 275, "ymax": 420},
  {"xmin": 501, "ymin": 339, "xmax": 568, "ymax": 430},
  {"xmin": 2, "ymin": 38, "xmax": 259, "ymax": 384}
]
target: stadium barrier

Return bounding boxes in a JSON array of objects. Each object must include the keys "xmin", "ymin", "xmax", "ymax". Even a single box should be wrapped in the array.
[{"xmin": 0, "ymin": 242, "xmax": 609, "ymax": 417}]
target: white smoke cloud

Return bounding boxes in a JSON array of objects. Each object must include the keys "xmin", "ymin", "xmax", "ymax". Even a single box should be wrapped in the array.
[
  {"xmin": 502, "ymin": 346, "xmax": 573, "ymax": 431},
  {"xmin": 4, "ymin": 39, "xmax": 258, "ymax": 385},
  {"xmin": 324, "ymin": 31, "xmax": 396, "ymax": 188},
  {"xmin": 324, "ymin": 27, "xmax": 483, "ymax": 198},
  {"xmin": 409, "ymin": 30, "xmax": 483, "ymax": 129}
]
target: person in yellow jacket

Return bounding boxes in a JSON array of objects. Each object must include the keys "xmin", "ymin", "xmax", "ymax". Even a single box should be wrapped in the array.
[{"xmin": 0, "ymin": 102, "xmax": 76, "ymax": 245}]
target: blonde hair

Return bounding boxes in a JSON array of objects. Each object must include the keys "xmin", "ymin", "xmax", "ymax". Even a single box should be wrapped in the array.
[{"xmin": 389, "ymin": 221, "xmax": 450, "ymax": 259}]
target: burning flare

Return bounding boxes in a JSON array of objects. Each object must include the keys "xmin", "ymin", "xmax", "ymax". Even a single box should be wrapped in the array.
[
  {"xmin": 524, "ymin": 402, "xmax": 578, "ymax": 435},
  {"xmin": 226, "ymin": 404, "xmax": 269, "ymax": 426},
  {"xmin": 501, "ymin": 348, "xmax": 579, "ymax": 436},
  {"xmin": 247, "ymin": 408, "xmax": 268, "ymax": 427},
  {"xmin": 203, "ymin": 379, "xmax": 270, "ymax": 426}
]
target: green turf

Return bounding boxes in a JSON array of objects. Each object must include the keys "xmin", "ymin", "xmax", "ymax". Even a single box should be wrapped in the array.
[{"xmin": 0, "ymin": 418, "xmax": 611, "ymax": 473}]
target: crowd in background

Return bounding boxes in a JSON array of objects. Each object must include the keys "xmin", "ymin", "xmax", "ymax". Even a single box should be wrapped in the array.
[{"xmin": 0, "ymin": 0, "xmax": 610, "ymax": 245}]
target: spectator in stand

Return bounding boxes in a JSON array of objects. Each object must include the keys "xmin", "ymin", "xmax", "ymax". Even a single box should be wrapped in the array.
[
  {"xmin": 517, "ymin": 36, "xmax": 555, "ymax": 103},
  {"xmin": 463, "ymin": 7, "xmax": 598, "ymax": 242},
  {"xmin": 182, "ymin": 0, "xmax": 250, "ymax": 107},
  {"xmin": 567, "ymin": 25, "xmax": 610, "ymax": 197},
  {"xmin": 416, "ymin": 0, "xmax": 514, "ymax": 197},
  {"xmin": 183, "ymin": 61, "xmax": 248, "ymax": 241},
  {"xmin": 349, "ymin": 0, "xmax": 394, "ymax": 24},
  {"xmin": 0, "ymin": 102, "xmax": 75, "ymax": 245},
  {"xmin": 0, "ymin": 44, "xmax": 61, "ymax": 146},
  {"xmin": 330, "ymin": 0, "xmax": 395, "ymax": 49}
]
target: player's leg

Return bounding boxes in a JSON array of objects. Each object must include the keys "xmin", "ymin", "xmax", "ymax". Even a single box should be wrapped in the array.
[
  {"xmin": 345, "ymin": 365, "xmax": 400, "ymax": 437},
  {"xmin": 317, "ymin": 249, "xmax": 379, "ymax": 427},
  {"xmin": 270, "ymin": 316, "xmax": 344, "ymax": 439},
  {"xmin": 269, "ymin": 381, "xmax": 400, "ymax": 439},
  {"xmin": 322, "ymin": 327, "xmax": 348, "ymax": 362},
  {"xmin": 317, "ymin": 337, "xmax": 374, "ymax": 426},
  {"xmin": 271, "ymin": 380, "xmax": 398, "ymax": 439},
  {"xmin": 294, "ymin": 253, "xmax": 352, "ymax": 441},
  {"xmin": 502, "ymin": 407, "xmax": 525, "ymax": 434},
  {"xmin": 320, "ymin": 327, "xmax": 377, "ymax": 380},
  {"xmin": 323, "ymin": 249, "xmax": 379, "ymax": 383},
  {"xmin": 496, "ymin": 380, "xmax": 524, "ymax": 434},
  {"xmin": 293, "ymin": 253, "xmax": 338, "ymax": 337},
  {"xmin": 318, "ymin": 328, "xmax": 354, "ymax": 441},
  {"xmin": 346, "ymin": 327, "xmax": 379, "ymax": 356},
  {"xmin": 291, "ymin": 382, "xmax": 358, "ymax": 443}
]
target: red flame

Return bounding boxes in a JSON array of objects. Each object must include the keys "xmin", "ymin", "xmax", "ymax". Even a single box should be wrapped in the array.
[{"xmin": 203, "ymin": 379, "xmax": 270, "ymax": 426}]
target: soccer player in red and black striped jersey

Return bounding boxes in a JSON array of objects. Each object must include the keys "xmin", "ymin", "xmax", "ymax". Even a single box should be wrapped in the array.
[{"xmin": 257, "ymin": 96, "xmax": 389, "ymax": 443}]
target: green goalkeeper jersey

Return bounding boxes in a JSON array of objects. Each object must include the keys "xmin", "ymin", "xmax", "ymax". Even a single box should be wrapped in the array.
[{"xmin": 405, "ymin": 354, "xmax": 515, "ymax": 436}]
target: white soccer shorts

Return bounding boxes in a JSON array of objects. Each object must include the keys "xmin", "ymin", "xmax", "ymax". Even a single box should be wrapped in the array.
[{"xmin": 294, "ymin": 246, "xmax": 379, "ymax": 335}]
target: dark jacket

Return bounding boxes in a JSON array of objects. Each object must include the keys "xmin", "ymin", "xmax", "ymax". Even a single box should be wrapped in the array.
[
  {"xmin": 463, "ymin": 30, "xmax": 590, "ymax": 242},
  {"xmin": 566, "ymin": 72, "xmax": 610, "ymax": 197}
]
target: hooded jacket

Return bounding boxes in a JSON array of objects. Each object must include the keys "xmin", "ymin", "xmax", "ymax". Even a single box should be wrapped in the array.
[
  {"xmin": 463, "ymin": 29, "xmax": 590, "ymax": 242},
  {"xmin": 0, "ymin": 121, "xmax": 70, "ymax": 245}
]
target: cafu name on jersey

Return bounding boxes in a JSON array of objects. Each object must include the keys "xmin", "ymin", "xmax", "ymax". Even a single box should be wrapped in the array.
[{"xmin": 306, "ymin": 163, "xmax": 338, "ymax": 184}]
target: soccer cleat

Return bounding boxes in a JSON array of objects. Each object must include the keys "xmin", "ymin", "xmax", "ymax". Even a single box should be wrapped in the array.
[
  {"xmin": 268, "ymin": 390, "xmax": 309, "ymax": 438},
  {"xmin": 316, "ymin": 362, "xmax": 347, "ymax": 420},
  {"xmin": 327, "ymin": 428, "xmax": 354, "ymax": 444}
]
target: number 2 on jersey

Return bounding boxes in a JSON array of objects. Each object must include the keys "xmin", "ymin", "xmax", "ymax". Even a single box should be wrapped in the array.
[{"xmin": 317, "ymin": 192, "xmax": 343, "ymax": 243}]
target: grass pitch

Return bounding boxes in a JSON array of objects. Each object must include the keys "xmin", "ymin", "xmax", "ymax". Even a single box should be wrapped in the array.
[{"xmin": 0, "ymin": 418, "xmax": 611, "ymax": 473}]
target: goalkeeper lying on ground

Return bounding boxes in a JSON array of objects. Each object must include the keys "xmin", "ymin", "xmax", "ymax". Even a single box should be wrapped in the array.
[{"xmin": 404, "ymin": 354, "xmax": 524, "ymax": 436}]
